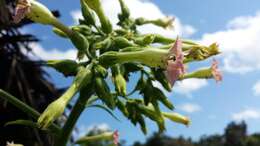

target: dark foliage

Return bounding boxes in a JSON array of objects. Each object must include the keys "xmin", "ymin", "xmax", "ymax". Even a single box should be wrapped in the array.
[
  {"xmin": 0, "ymin": 0, "xmax": 61, "ymax": 145},
  {"xmin": 133, "ymin": 121, "xmax": 260, "ymax": 146}
]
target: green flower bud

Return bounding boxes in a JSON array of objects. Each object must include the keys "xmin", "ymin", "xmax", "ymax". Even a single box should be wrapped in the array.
[
  {"xmin": 111, "ymin": 65, "xmax": 127, "ymax": 96},
  {"xmin": 37, "ymin": 97, "xmax": 66, "ymax": 129},
  {"xmin": 38, "ymin": 66, "xmax": 93, "ymax": 128},
  {"xmin": 162, "ymin": 112, "xmax": 190, "ymax": 126},
  {"xmin": 137, "ymin": 104, "xmax": 165, "ymax": 132},
  {"xmin": 80, "ymin": 0, "xmax": 96, "ymax": 26},
  {"xmin": 94, "ymin": 77, "xmax": 115, "ymax": 109},
  {"xmin": 47, "ymin": 59, "xmax": 79, "ymax": 77},
  {"xmin": 153, "ymin": 34, "xmax": 197, "ymax": 45},
  {"xmin": 69, "ymin": 31, "xmax": 90, "ymax": 59},
  {"xmin": 76, "ymin": 130, "xmax": 119, "ymax": 145},
  {"xmin": 118, "ymin": 0, "xmax": 130, "ymax": 21},
  {"xmin": 71, "ymin": 25, "xmax": 92, "ymax": 36},
  {"xmin": 133, "ymin": 34, "xmax": 155, "ymax": 46},
  {"xmin": 94, "ymin": 64, "xmax": 108, "ymax": 77},
  {"xmin": 93, "ymin": 37, "xmax": 112, "ymax": 50},
  {"xmin": 52, "ymin": 27, "xmax": 68, "ymax": 38},
  {"xmin": 99, "ymin": 48, "xmax": 169, "ymax": 68},
  {"xmin": 113, "ymin": 37, "xmax": 137, "ymax": 48},
  {"xmin": 180, "ymin": 68, "xmax": 212, "ymax": 80},
  {"xmin": 83, "ymin": 0, "xmax": 112, "ymax": 33},
  {"xmin": 135, "ymin": 17, "xmax": 174, "ymax": 29}
]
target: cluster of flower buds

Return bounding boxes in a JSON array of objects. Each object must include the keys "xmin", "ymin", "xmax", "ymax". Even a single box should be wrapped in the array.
[{"xmin": 13, "ymin": 0, "xmax": 222, "ymax": 145}]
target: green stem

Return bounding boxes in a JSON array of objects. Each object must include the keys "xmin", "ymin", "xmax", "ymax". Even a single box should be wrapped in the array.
[
  {"xmin": 0, "ymin": 89, "xmax": 61, "ymax": 133},
  {"xmin": 52, "ymin": 20, "xmax": 74, "ymax": 36},
  {"xmin": 56, "ymin": 87, "xmax": 93, "ymax": 146}
]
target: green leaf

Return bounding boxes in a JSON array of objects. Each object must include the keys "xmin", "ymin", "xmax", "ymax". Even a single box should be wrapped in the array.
[
  {"xmin": 5, "ymin": 120, "xmax": 40, "ymax": 129},
  {"xmin": 87, "ymin": 104, "xmax": 120, "ymax": 121}
]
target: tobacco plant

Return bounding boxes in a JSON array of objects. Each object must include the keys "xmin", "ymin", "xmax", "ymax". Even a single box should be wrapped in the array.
[{"xmin": 0, "ymin": 0, "xmax": 222, "ymax": 145}]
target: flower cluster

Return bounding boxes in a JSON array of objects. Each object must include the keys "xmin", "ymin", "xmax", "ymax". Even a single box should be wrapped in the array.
[{"xmin": 9, "ymin": 0, "xmax": 223, "ymax": 145}]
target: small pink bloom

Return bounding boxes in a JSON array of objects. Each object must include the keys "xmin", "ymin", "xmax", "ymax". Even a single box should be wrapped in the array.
[
  {"xmin": 165, "ymin": 37, "xmax": 185, "ymax": 86},
  {"xmin": 113, "ymin": 130, "xmax": 119, "ymax": 145},
  {"xmin": 13, "ymin": 0, "xmax": 31, "ymax": 23},
  {"xmin": 211, "ymin": 59, "xmax": 222, "ymax": 82}
]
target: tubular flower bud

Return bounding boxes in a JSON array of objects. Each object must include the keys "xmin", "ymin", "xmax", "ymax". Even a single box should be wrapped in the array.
[
  {"xmin": 180, "ymin": 59, "xmax": 222, "ymax": 82},
  {"xmin": 38, "ymin": 66, "xmax": 93, "ymax": 128},
  {"xmin": 83, "ymin": 0, "xmax": 112, "ymax": 33},
  {"xmin": 13, "ymin": 0, "xmax": 58, "ymax": 25},
  {"xmin": 162, "ymin": 112, "xmax": 190, "ymax": 126},
  {"xmin": 99, "ymin": 37, "xmax": 185, "ymax": 82},
  {"xmin": 118, "ymin": 0, "xmax": 130, "ymax": 20},
  {"xmin": 80, "ymin": 0, "xmax": 96, "ymax": 26},
  {"xmin": 135, "ymin": 16, "xmax": 174, "ymax": 29},
  {"xmin": 76, "ymin": 130, "xmax": 119, "ymax": 145},
  {"xmin": 112, "ymin": 65, "xmax": 127, "ymax": 96}
]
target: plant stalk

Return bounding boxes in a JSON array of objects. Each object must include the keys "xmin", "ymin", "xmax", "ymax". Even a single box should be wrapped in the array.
[{"xmin": 56, "ymin": 87, "xmax": 93, "ymax": 146}]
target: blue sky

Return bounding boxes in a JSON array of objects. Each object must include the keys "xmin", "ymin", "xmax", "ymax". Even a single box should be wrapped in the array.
[{"xmin": 23, "ymin": 0, "xmax": 260, "ymax": 145}]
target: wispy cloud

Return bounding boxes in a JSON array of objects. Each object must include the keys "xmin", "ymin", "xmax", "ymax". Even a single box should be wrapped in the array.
[
  {"xmin": 76, "ymin": 123, "xmax": 110, "ymax": 138},
  {"xmin": 23, "ymin": 43, "xmax": 77, "ymax": 60},
  {"xmin": 232, "ymin": 109, "xmax": 260, "ymax": 121},
  {"xmin": 177, "ymin": 103, "xmax": 202, "ymax": 113},
  {"xmin": 174, "ymin": 79, "xmax": 208, "ymax": 97},
  {"xmin": 253, "ymin": 80, "xmax": 260, "ymax": 96},
  {"xmin": 199, "ymin": 11, "xmax": 260, "ymax": 74}
]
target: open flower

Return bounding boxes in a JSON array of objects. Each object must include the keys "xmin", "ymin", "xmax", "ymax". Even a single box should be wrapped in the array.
[
  {"xmin": 211, "ymin": 59, "xmax": 222, "ymax": 82},
  {"xmin": 13, "ymin": 0, "xmax": 57, "ymax": 25},
  {"xmin": 165, "ymin": 37, "xmax": 185, "ymax": 86},
  {"xmin": 113, "ymin": 130, "xmax": 119, "ymax": 145},
  {"xmin": 13, "ymin": 0, "xmax": 31, "ymax": 23}
]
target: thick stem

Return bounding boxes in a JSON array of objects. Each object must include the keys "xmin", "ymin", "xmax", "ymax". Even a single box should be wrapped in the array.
[{"xmin": 56, "ymin": 87, "xmax": 93, "ymax": 146}]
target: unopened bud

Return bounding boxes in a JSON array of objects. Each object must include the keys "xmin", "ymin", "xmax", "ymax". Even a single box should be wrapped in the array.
[{"xmin": 162, "ymin": 112, "xmax": 190, "ymax": 126}]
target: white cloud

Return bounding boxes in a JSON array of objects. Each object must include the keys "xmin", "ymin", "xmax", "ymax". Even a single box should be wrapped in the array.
[
  {"xmin": 177, "ymin": 103, "xmax": 202, "ymax": 113},
  {"xmin": 24, "ymin": 43, "xmax": 77, "ymax": 60},
  {"xmin": 174, "ymin": 79, "xmax": 208, "ymax": 97},
  {"xmin": 199, "ymin": 12, "xmax": 260, "ymax": 74},
  {"xmin": 71, "ymin": 0, "xmax": 196, "ymax": 37},
  {"xmin": 253, "ymin": 80, "xmax": 260, "ymax": 96},
  {"xmin": 77, "ymin": 123, "xmax": 110, "ymax": 137},
  {"xmin": 232, "ymin": 109, "xmax": 260, "ymax": 121}
]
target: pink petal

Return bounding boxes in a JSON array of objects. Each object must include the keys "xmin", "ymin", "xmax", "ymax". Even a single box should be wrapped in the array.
[
  {"xmin": 113, "ymin": 130, "xmax": 119, "ymax": 145},
  {"xmin": 168, "ymin": 37, "xmax": 182, "ymax": 58},
  {"xmin": 13, "ymin": 0, "xmax": 31, "ymax": 23},
  {"xmin": 165, "ymin": 37, "xmax": 185, "ymax": 86},
  {"xmin": 211, "ymin": 59, "xmax": 222, "ymax": 82}
]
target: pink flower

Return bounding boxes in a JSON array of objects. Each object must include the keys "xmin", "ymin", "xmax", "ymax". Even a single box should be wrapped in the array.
[
  {"xmin": 211, "ymin": 59, "xmax": 222, "ymax": 82},
  {"xmin": 113, "ymin": 130, "xmax": 119, "ymax": 145},
  {"xmin": 165, "ymin": 37, "xmax": 185, "ymax": 86},
  {"xmin": 13, "ymin": 0, "xmax": 31, "ymax": 23}
]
